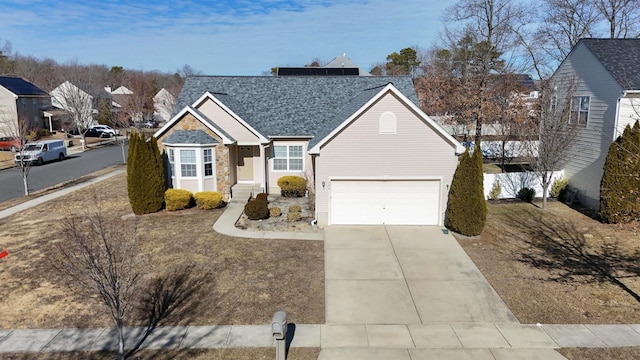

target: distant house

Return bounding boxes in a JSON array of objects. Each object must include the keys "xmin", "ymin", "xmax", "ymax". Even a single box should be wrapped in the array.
[
  {"xmin": 50, "ymin": 81, "xmax": 94, "ymax": 131},
  {"xmin": 0, "ymin": 76, "xmax": 51, "ymax": 136},
  {"xmin": 153, "ymin": 88, "xmax": 175, "ymax": 123},
  {"xmin": 154, "ymin": 74, "xmax": 463, "ymax": 226},
  {"xmin": 551, "ymin": 38, "xmax": 640, "ymax": 209}
]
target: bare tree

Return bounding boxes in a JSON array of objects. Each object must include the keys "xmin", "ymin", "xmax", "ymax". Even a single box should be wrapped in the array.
[
  {"xmin": 51, "ymin": 80, "xmax": 94, "ymax": 149},
  {"xmin": 0, "ymin": 38, "xmax": 15, "ymax": 75},
  {"xmin": 595, "ymin": 0, "xmax": 640, "ymax": 38},
  {"xmin": 442, "ymin": 0, "xmax": 531, "ymax": 138},
  {"xmin": 521, "ymin": 78, "xmax": 579, "ymax": 209},
  {"xmin": 53, "ymin": 198, "xmax": 144, "ymax": 360},
  {"xmin": 0, "ymin": 105, "xmax": 32, "ymax": 195}
]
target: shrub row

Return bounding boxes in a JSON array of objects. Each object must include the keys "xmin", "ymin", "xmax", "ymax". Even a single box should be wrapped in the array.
[{"xmin": 164, "ymin": 189, "xmax": 225, "ymax": 211}]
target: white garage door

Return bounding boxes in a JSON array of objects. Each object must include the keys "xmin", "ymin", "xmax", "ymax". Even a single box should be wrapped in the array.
[{"xmin": 330, "ymin": 180, "xmax": 440, "ymax": 225}]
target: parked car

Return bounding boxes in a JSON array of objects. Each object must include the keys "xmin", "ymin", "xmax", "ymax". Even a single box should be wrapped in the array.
[
  {"xmin": 0, "ymin": 137, "xmax": 22, "ymax": 152},
  {"xmin": 14, "ymin": 140, "xmax": 67, "ymax": 165},
  {"xmin": 84, "ymin": 128, "xmax": 111, "ymax": 138},
  {"xmin": 143, "ymin": 120, "xmax": 156, "ymax": 128},
  {"xmin": 90, "ymin": 125, "xmax": 120, "ymax": 137}
]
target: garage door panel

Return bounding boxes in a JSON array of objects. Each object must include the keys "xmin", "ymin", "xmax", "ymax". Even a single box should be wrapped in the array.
[{"xmin": 330, "ymin": 180, "xmax": 440, "ymax": 225}]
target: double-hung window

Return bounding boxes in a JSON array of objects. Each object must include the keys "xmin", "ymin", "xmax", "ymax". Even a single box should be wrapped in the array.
[
  {"xmin": 204, "ymin": 148, "xmax": 213, "ymax": 176},
  {"xmin": 180, "ymin": 149, "xmax": 196, "ymax": 177},
  {"xmin": 570, "ymin": 96, "xmax": 589, "ymax": 126},
  {"xmin": 273, "ymin": 145, "xmax": 303, "ymax": 171}
]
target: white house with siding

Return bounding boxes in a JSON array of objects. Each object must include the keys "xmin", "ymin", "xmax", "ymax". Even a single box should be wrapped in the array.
[
  {"xmin": 551, "ymin": 39, "xmax": 640, "ymax": 209},
  {"xmin": 155, "ymin": 74, "xmax": 463, "ymax": 226}
]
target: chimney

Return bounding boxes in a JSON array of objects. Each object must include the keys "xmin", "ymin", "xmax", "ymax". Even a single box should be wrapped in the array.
[{"xmin": 104, "ymin": 85, "xmax": 112, "ymax": 93}]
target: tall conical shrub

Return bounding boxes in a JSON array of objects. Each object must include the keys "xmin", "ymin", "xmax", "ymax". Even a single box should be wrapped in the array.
[
  {"xmin": 445, "ymin": 141, "xmax": 487, "ymax": 236},
  {"xmin": 127, "ymin": 132, "xmax": 166, "ymax": 215},
  {"xmin": 600, "ymin": 122, "xmax": 640, "ymax": 223}
]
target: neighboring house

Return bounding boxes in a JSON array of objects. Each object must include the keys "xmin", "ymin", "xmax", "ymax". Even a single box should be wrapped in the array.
[
  {"xmin": 153, "ymin": 88, "xmax": 175, "ymax": 123},
  {"xmin": 0, "ymin": 76, "xmax": 51, "ymax": 136},
  {"xmin": 50, "ymin": 81, "xmax": 94, "ymax": 132},
  {"xmin": 154, "ymin": 75, "xmax": 464, "ymax": 226},
  {"xmin": 551, "ymin": 38, "xmax": 640, "ymax": 209}
]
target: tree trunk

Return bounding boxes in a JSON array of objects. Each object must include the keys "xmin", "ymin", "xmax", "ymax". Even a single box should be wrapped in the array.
[
  {"xmin": 22, "ymin": 175, "xmax": 29, "ymax": 196},
  {"xmin": 117, "ymin": 318, "xmax": 125, "ymax": 360}
]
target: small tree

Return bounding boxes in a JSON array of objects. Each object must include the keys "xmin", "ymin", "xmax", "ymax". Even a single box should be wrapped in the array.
[
  {"xmin": 521, "ymin": 78, "xmax": 579, "ymax": 209},
  {"xmin": 445, "ymin": 141, "xmax": 487, "ymax": 236},
  {"xmin": 600, "ymin": 122, "xmax": 640, "ymax": 223},
  {"xmin": 0, "ymin": 106, "xmax": 31, "ymax": 195},
  {"xmin": 127, "ymin": 132, "xmax": 165, "ymax": 214},
  {"xmin": 54, "ymin": 199, "xmax": 144, "ymax": 360}
]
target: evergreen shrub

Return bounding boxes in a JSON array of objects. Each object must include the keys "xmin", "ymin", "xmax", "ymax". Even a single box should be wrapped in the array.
[
  {"xmin": 255, "ymin": 193, "xmax": 268, "ymax": 202},
  {"xmin": 517, "ymin": 187, "xmax": 536, "ymax": 203},
  {"xmin": 550, "ymin": 177, "xmax": 568, "ymax": 199},
  {"xmin": 277, "ymin": 176, "xmax": 307, "ymax": 197},
  {"xmin": 488, "ymin": 178, "xmax": 501, "ymax": 200},
  {"xmin": 165, "ymin": 189, "xmax": 193, "ymax": 211},
  {"xmin": 444, "ymin": 141, "xmax": 487, "ymax": 236},
  {"xmin": 244, "ymin": 199, "xmax": 269, "ymax": 220}
]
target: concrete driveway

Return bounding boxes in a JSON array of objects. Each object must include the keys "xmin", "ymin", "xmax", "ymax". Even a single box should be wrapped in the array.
[{"xmin": 325, "ymin": 225, "xmax": 518, "ymax": 325}]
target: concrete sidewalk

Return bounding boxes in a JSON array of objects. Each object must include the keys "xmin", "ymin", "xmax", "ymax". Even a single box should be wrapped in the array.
[{"xmin": 2, "ymin": 323, "xmax": 640, "ymax": 355}]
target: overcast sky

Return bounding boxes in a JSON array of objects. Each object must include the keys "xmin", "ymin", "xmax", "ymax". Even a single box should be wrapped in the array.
[{"xmin": 0, "ymin": 0, "xmax": 453, "ymax": 75}]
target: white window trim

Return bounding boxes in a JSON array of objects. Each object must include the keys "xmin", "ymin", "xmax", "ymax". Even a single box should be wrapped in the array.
[
  {"xmin": 203, "ymin": 148, "xmax": 214, "ymax": 178},
  {"xmin": 272, "ymin": 144, "xmax": 305, "ymax": 172},
  {"xmin": 180, "ymin": 149, "xmax": 197, "ymax": 177},
  {"xmin": 166, "ymin": 145, "xmax": 216, "ymax": 186},
  {"xmin": 570, "ymin": 95, "xmax": 589, "ymax": 126}
]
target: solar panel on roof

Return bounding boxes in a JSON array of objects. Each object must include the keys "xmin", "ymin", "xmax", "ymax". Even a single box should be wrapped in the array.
[
  {"xmin": 277, "ymin": 67, "xmax": 360, "ymax": 76},
  {"xmin": 0, "ymin": 76, "xmax": 49, "ymax": 96}
]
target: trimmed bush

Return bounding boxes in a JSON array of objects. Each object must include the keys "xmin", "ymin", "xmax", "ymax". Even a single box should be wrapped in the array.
[
  {"xmin": 165, "ymin": 189, "xmax": 193, "ymax": 211},
  {"xmin": 244, "ymin": 199, "xmax": 269, "ymax": 220},
  {"xmin": 550, "ymin": 177, "xmax": 568, "ymax": 199},
  {"xmin": 287, "ymin": 211, "xmax": 302, "ymax": 222},
  {"xmin": 288, "ymin": 205, "xmax": 302, "ymax": 213},
  {"xmin": 269, "ymin": 207, "xmax": 282, "ymax": 217},
  {"xmin": 194, "ymin": 191, "xmax": 224, "ymax": 210},
  {"xmin": 488, "ymin": 179, "xmax": 501, "ymax": 200},
  {"xmin": 517, "ymin": 187, "xmax": 536, "ymax": 203},
  {"xmin": 255, "ymin": 193, "xmax": 268, "ymax": 202},
  {"xmin": 277, "ymin": 176, "xmax": 307, "ymax": 197}
]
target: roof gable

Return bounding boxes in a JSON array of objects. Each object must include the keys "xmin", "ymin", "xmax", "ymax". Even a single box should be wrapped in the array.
[
  {"xmin": 174, "ymin": 76, "xmax": 418, "ymax": 138},
  {"xmin": 579, "ymin": 38, "xmax": 640, "ymax": 90},
  {"xmin": 154, "ymin": 106, "xmax": 235, "ymax": 144},
  {"xmin": 309, "ymin": 83, "xmax": 464, "ymax": 154},
  {"xmin": 0, "ymin": 76, "xmax": 49, "ymax": 96}
]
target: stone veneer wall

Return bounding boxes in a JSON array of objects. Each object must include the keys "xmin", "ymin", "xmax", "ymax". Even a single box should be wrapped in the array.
[{"xmin": 156, "ymin": 114, "xmax": 231, "ymax": 200}]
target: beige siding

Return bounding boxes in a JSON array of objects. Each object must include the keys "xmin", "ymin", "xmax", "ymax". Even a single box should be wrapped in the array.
[
  {"xmin": 314, "ymin": 91, "xmax": 458, "ymax": 225},
  {"xmin": 556, "ymin": 43, "xmax": 624, "ymax": 208},
  {"xmin": 0, "ymin": 87, "xmax": 17, "ymax": 137},
  {"xmin": 196, "ymin": 98, "xmax": 260, "ymax": 144},
  {"xmin": 180, "ymin": 179, "xmax": 199, "ymax": 194}
]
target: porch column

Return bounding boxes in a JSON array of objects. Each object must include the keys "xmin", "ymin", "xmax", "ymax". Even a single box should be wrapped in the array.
[{"xmin": 259, "ymin": 144, "xmax": 267, "ymax": 193}]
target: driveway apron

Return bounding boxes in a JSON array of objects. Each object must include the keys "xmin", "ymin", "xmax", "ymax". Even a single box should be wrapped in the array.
[{"xmin": 324, "ymin": 225, "xmax": 517, "ymax": 325}]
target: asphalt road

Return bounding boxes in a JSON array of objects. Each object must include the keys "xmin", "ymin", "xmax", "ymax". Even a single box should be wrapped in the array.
[{"xmin": 0, "ymin": 142, "xmax": 128, "ymax": 203}]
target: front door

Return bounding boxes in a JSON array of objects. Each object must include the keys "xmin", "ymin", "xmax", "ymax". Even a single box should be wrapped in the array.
[{"xmin": 237, "ymin": 146, "xmax": 254, "ymax": 181}]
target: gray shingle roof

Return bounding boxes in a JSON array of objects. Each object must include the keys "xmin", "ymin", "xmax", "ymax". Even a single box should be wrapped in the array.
[
  {"xmin": 163, "ymin": 130, "xmax": 219, "ymax": 145},
  {"xmin": 580, "ymin": 38, "xmax": 640, "ymax": 90},
  {"xmin": 174, "ymin": 76, "xmax": 418, "ymax": 138}
]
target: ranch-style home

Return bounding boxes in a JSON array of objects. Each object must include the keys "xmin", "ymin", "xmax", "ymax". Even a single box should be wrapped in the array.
[{"xmin": 154, "ymin": 74, "xmax": 464, "ymax": 226}]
